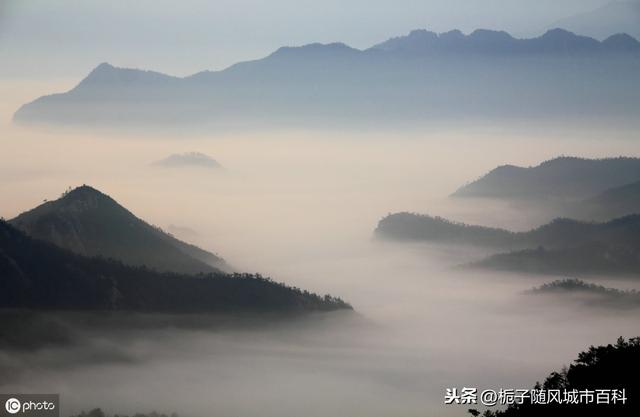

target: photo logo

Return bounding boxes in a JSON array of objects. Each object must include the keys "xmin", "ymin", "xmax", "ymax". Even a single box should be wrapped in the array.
[
  {"xmin": 0, "ymin": 395, "xmax": 58, "ymax": 417},
  {"xmin": 5, "ymin": 399, "xmax": 20, "ymax": 415}
]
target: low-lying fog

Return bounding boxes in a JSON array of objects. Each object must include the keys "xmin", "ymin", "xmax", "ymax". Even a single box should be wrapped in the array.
[{"xmin": 1, "ymin": 81, "xmax": 640, "ymax": 417}]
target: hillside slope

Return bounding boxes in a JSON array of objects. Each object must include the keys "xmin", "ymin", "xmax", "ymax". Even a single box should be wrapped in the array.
[
  {"xmin": 10, "ymin": 186, "xmax": 227, "ymax": 274},
  {"xmin": 0, "ymin": 220, "xmax": 350, "ymax": 313}
]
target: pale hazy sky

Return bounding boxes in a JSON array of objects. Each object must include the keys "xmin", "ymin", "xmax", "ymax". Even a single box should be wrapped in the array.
[{"xmin": 0, "ymin": 0, "xmax": 613, "ymax": 78}]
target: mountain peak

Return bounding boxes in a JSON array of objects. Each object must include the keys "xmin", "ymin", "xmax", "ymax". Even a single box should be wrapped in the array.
[
  {"xmin": 602, "ymin": 33, "xmax": 640, "ymax": 50},
  {"xmin": 440, "ymin": 29, "xmax": 465, "ymax": 39},
  {"xmin": 64, "ymin": 184, "xmax": 106, "ymax": 198},
  {"xmin": 94, "ymin": 62, "xmax": 115, "ymax": 72},
  {"xmin": 541, "ymin": 28, "xmax": 577, "ymax": 38},
  {"xmin": 538, "ymin": 28, "xmax": 601, "ymax": 49},
  {"xmin": 73, "ymin": 62, "xmax": 176, "ymax": 92},
  {"xmin": 82, "ymin": 62, "xmax": 121, "ymax": 81},
  {"xmin": 469, "ymin": 29, "xmax": 515, "ymax": 42},
  {"xmin": 270, "ymin": 42, "xmax": 359, "ymax": 59},
  {"xmin": 408, "ymin": 29, "xmax": 437, "ymax": 38},
  {"xmin": 51, "ymin": 185, "xmax": 118, "ymax": 213},
  {"xmin": 370, "ymin": 29, "xmax": 438, "ymax": 51},
  {"xmin": 10, "ymin": 186, "xmax": 227, "ymax": 274}
]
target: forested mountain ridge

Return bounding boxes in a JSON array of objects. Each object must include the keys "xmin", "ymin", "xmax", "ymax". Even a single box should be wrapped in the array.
[
  {"xmin": 527, "ymin": 278, "xmax": 640, "ymax": 309},
  {"xmin": 375, "ymin": 212, "xmax": 515, "ymax": 247},
  {"xmin": 473, "ymin": 242, "xmax": 640, "ymax": 277},
  {"xmin": 375, "ymin": 212, "xmax": 640, "ymax": 250},
  {"xmin": 376, "ymin": 213, "xmax": 640, "ymax": 276},
  {"xmin": 469, "ymin": 337, "xmax": 640, "ymax": 416},
  {"xmin": 0, "ymin": 220, "xmax": 351, "ymax": 313}
]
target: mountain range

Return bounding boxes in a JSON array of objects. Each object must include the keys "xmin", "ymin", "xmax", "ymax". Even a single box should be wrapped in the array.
[
  {"xmin": 9, "ymin": 186, "xmax": 228, "ymax": 274},
  {"xmin": 13, "ymin": 29, "xmax": 640, "ymax": 128},
  {"xmin": 376, "ymin": 212, "xmax": 640, "ymax": 276},
  {"xmin": 452, "ymin": 157, "xmax": 640, "ymax": 201},
  {"xmin": 376, "ymin": 212, "xmax": 640, "ymax": 249},
  {"xmin": 451, "ymin": 156, "xmax": 640, "ymax": 221}
]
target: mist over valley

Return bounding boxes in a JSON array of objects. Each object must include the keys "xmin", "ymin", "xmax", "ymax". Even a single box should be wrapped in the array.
[{"xmin": 1, "ymin": 3, "xmax": 640, "ymax": 416}]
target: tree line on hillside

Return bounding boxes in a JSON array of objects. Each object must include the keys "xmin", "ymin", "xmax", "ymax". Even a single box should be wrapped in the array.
[{"xmin": 0, "ymin": 220, "xmax": 351, "ymax": 313}]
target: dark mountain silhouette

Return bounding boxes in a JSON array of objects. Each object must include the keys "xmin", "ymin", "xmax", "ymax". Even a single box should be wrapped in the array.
[
  {"xmin": 452, "ymin": 157, "xmax": 640, "ymax": 201},
  {"xmin": 469, "ymin": 337, "xmax": 640, "ymax": 417},
  {"xmin": 10, "ymin": 186, "xmax": 227, "ymax": 274},
  {"xmin": 526, "ymin": 278, "xmax": 640, "ymax": 309},
  {"xmin": 13, "ymin": 29, "xmax": 640, "ymax": 128},
  {"xmin": 550, "ymin": 1, "xmax": 640, "ymax": 41},
  {"xmin": 376, "ymin": 213, "xmax": 640, "ymax": 276},
  {"xmin": 0, "ymin": 220, "xmax": 351, "ymax": 313}
]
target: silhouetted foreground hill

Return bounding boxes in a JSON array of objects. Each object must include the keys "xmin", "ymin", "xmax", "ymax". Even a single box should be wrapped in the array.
[
  {"xmin": 452, "ymin": 157, "xmax": 640, "ymax": 201},
  {"xmin": 468, "ymin": 337, "xmax": 640, "ymax": 417},
  {"xmin": 0, "ymin": 220, "xmax": 350, "ymax": 313},
  {"xmin": 10, "ymin": 186, "xmax": 228, "ymax": 274},
  {"xmin": 527, "ymin": 278, "xmax": 640, "ymax": 309},
  {"xmin": 376, "ymin": 213, "xmax": 640, "ymax": 276},
  {"xmin": 13, "ymin": 29, "xmax": 640, "ymax": 128}
]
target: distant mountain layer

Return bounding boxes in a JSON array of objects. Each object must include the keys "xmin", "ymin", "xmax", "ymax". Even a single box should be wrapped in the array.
[
  {"xmin": 375, "ymin": 213, "xmax": 515, "ymax": 247},
  {"xmin": 580, "ymin": 180, "xmax": 640, "ymax": 220},
  {"xmin": 376, "ymin": 212, "xmax": 640, "ymax": 276},
  {"xmin": 550, "ymin": 1, "xmax": 640, "ymax": 41},
  {"xmin": 452, "ymin": 157, "xmax": 640, "ymax": 201},
  {"xmin": 528, "ymin": 278, "xmax": 640, "ymax": 309},
  {"xmin": 10, "ymin": 186, "xmax": 227, "ymax": 274},
  {"xmin": 475, "ymin": 242, "xmax": 640, "ymax": 276},
  {"xmin": 0, "ymin": 220, "xmax": 351, "ymax": 313},
  {"xmin": 371, "ymin": 28, "xmax": 638, "ymax": 53},
  {"xmin": 153, "ymin": 152, "xmax": 221, "ymax": 169},
  {"xmin": 13, "ymin": 29, "xmax": 640, "ymax": 128},
  {"xmin": 376, "ymin": 212, "xmax": 640, "ymax": 249}
]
